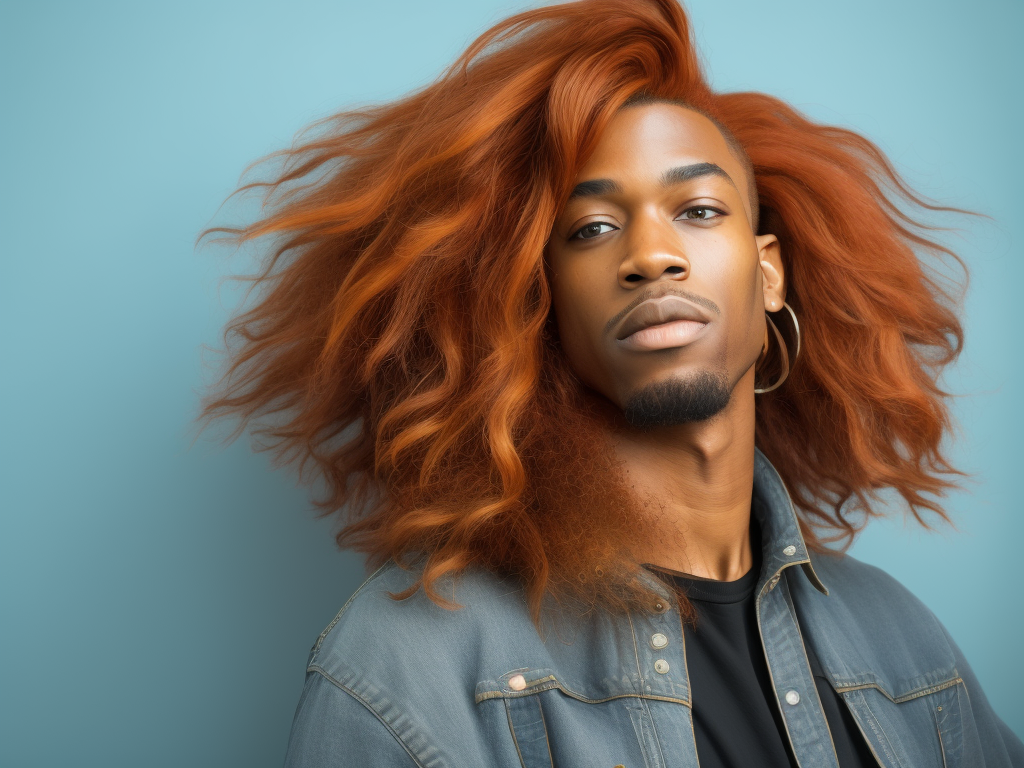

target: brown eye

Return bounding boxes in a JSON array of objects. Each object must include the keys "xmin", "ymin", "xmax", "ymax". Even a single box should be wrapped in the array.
[
  {"xmin": 572, "ymin": 222, "xmax": 617, "ymax": 240},
  {"xmin": 680, "ymin": 206, "xmax": 723, "ymax": 221}
]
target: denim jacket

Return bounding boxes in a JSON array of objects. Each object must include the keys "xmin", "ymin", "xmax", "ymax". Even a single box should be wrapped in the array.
[{"xmin": 284, "ymin": 449, "xmax": 1024, "ymax": 767}]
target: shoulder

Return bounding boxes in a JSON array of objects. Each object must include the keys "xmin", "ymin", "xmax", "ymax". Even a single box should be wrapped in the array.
[
  {"xmin": 309, "ymin": 561, "xmax": 536, "ymax": 655},
  {"xmin": 298, "ymin": 562, "xmax": 541, "ymax": 766},
  {"xmin": 806, "ymin": 547, "xmax": 935, "ymax": 616},
  {"xmin": 307, "ymin": 561, "xmax": 542, "ymax": 708},
  {"xmin": 800, "ymin": 547, "xmax": 947, "ymax": 642},
  {"xmin": 795, "ymin": 548, "xmax": 958, "ymax": 699}
]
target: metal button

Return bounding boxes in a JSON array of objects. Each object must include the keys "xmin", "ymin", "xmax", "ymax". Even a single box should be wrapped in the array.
[
  {"xmin": 783, "ymin": 545, "xmax": 797, "ymax": 556},
  {"xmin": 653, "ymin": 601, "xmax": 668, "ymax": 614},
  {"xmin": 785, "ymin": 689, "xmax": 800, "ymax": 706},
  {"xmin": 508, "ymin": 674, "xmax": 526, "ymax": 691},
  {"xmin": 651, "ymin": 633, "xmax": 669, "ymax": 649},
  {"xmin": 654, "ymin": 659, "xmax": 670, "ymax": 674}
]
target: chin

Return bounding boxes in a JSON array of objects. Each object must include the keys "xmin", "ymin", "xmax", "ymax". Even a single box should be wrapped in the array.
[{"xmin": 621, "ymin": 370, "xmax": 731, "ymax": 429}]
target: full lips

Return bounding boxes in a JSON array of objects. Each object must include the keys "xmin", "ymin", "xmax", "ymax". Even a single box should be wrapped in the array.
[{"xmin": 617, "ymin": 319, "xmax": 708, "ymax": 351}]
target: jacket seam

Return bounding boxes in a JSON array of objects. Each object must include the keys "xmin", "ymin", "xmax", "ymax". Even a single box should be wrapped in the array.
[
  {"xmin": 958, "ymin": 671, "xmax": 971, "ymax": 703},
  {"xmin": 306, "ymin": 667, "xmax": 428, "ymax": 768},
  {"xmin": 854, "ymin": 690, "xmax": 903, "ymax": 768},
  {"xmin": 679, "ymin": 601, "xmax": 699, "ymax": 766},
  {"xmin": 504, "ymin": 695, "xmax": 554, "ymax": 768},
  {"xmin": 538, "ymin": 696, "xmax": 555, "ymax": 767},
  {"xmin": 639, "ymin": 694, "xmax": 668, "ymax": 768},
  {"xmin": 313, "ymin": 560, "xmax": 396, "ymax": 655},
  {"xmin": 832, "ymin": 677, "xmax": 962, "ymax": 704},
  {"xmin": 934, "ymin": 708, "xmax": 949, "ymax": 768},
  {"xmin": 505, "ymin": 700, "xmax": 528, "ymax": 768},
  {"xmin": 625, "ymin": 701, "xmax": 655, "ymax": 768},
  {"xmin": 624, "ymin": 606, "xmax": 671, "ymax": 765},
  {"xmin": 841, "ymin": 690, "xmax": 892, "ymax": 768},
  {"xmin": 475, "ymin": 683, "xmax": 691, "ymax": 707},
  {"xmin": 625, "ymin": 612, "xmax": 646, "ymax": 690}
]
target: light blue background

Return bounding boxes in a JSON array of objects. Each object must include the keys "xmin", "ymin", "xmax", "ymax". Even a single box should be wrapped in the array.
[{"xmin": 1, "ymin": 1, "xmax": 1020, "ymax": 765}]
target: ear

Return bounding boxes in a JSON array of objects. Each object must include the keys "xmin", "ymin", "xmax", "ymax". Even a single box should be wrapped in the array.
[{"xmin": 755, "ymin": 234, "xmax": 785, "ymax": 312}]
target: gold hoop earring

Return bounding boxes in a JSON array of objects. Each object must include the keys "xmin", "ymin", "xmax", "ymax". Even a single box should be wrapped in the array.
[{"xmin": 754, "ymin": 301, "xmax": 801, "ymax": 394}]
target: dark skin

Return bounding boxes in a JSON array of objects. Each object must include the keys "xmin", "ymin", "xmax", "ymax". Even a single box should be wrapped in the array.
[{"xmin": 546, "ymin": 103, "xmax": 786, "ymax": 581}]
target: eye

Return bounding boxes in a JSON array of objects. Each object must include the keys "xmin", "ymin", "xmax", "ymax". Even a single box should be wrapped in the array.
[
  {"xmin": 678, "ymin": 206, "xmax": 724, "ymax": 221},
  {"xmin": 571, "ymin": 222, "xmax": 618, "ymax": 240}
]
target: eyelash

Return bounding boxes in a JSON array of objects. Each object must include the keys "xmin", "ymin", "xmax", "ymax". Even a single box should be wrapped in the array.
[{"xmin": 570, "ymin": 206, "xmax": 726, "ymax": 240}]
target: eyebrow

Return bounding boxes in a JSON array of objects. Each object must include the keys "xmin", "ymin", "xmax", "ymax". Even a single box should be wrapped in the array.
[
  {"xmin": 662, "ymin": 162, "xmax": 736, "ymax": 190},
  {"xmin": 568, "ymin": 178, "xmax": 621, "ymax": 200},
  {"xmin": 567, "ymin": 162, "xmax": 737, "ymax": 200}
]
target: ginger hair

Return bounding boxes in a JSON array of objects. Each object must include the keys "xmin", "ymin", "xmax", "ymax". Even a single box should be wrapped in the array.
[{"xmin": 200, "ymin": 0, "xmax": 968, "ymax": 622}]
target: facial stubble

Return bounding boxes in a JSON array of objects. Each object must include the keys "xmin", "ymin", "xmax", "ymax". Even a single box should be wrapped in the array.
[{"xmin": 621, "ymin": 369, "xmax": 732, "ymax": 429}]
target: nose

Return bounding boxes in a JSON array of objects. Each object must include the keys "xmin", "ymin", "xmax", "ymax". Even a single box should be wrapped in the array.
[{"xmin": 617, "ymin": 213, "xmax": 690, "ymax": 288}]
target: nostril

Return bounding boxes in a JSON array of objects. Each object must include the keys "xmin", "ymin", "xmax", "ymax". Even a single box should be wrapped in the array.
[
  {"xmin": 664, "ymin": 266, "xmax": 685, "ymax": 274},
  {"xmin": 625, "ymin": 274, "xmax": 644, "ymax": 282}
]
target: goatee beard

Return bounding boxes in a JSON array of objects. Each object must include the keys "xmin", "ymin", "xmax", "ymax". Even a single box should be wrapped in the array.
[{"xmin": 622, "ymin": 370, "xmax": 731, "ymax": 429}]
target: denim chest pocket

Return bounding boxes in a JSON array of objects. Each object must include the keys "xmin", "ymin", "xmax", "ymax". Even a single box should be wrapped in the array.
[
  {"xmin": 476, "ymin": 668, "xmax": 697, "ymax": 768},
  {"xmin": 930, "ymin": 680, "xmax": 986, "ymax": 768},
  {"xmin": 834, "ymin": 677, "xmax": 979, "ymax": 768}
]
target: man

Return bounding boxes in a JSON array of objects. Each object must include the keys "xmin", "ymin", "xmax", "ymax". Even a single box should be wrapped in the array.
[{"xmin": 201, "ymin": 0, "xmax": 1023, "ymax": 765}]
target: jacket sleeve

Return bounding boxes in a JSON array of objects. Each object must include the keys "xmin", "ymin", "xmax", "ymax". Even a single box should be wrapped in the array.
[
  {"xmin": 283, "ymin": 669, "xmax": 421, "ymax": 768},
  {"xmin": 939, "ymin": 622, "xmax": 1024, "ymax": 766}
]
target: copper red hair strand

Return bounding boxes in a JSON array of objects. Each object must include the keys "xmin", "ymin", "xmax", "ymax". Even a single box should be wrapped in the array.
[{"xmin": 199, "ymin": 0, "xmax": 969, "ymax": 623}]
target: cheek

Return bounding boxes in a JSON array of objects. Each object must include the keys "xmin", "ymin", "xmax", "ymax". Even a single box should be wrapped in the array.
[
  {"xmin": 733, "ymin": 260, "xmax": 767, "ymax": 353},
  {"xmin": 552, "ymin": 285, "xmax": 591, "ymax": 359},
  {"xmin": 707, "ymin": 247, "xmax": 765, "ymax": 352},
  {"xmin": 550, "ymin": 275, "xmax": 607, "ymax": 384}
]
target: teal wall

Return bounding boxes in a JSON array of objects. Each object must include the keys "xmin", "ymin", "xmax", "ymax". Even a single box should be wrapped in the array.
[{"xmin": 2, "ymin": 1, "xmax": 1020, "ymax": 765}]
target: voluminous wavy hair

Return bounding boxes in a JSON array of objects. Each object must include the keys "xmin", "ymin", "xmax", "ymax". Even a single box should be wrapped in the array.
[{"xmin": 201, "ymin": 0, "xmax": 967, "ymax": 621}]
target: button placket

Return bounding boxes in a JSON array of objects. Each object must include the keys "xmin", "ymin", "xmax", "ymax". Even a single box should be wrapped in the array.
[
  {"xmin": 756, "ymin": 573, "xmax": 840, "ymax": 768},
  {"xmin": 632, "ymin": 593, "xmax": 688, "ymax": 700}
]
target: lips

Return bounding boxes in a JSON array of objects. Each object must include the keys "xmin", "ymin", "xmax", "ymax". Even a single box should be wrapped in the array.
[{"xmin": 616, "ymin": 295, "xmax": 712, "ymax": 350}]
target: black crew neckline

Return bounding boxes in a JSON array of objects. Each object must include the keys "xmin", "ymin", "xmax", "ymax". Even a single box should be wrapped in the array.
[
  {"xmin": 670, "ymin": 556, "xmax": 760, "ymax": 604},
  {"xmin": 647, "ymin": 508, "xmax": 765, "ymax": 605}
]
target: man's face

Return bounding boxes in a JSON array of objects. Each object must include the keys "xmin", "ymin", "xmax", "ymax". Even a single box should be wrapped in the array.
[{"xmin": 546, "ymin": 102, "xmax": 784, "ymax": 427}]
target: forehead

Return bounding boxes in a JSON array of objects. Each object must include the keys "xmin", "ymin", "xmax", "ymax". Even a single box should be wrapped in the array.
[{"xmin": 576, "ymin": 102, "xmax": 745, "ymax": 192}]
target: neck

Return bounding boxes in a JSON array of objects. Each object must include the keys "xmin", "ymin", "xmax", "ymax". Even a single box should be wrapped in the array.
[{"xmin": 604, "ymin": 368, "xmax": 757, "ymax": 582}]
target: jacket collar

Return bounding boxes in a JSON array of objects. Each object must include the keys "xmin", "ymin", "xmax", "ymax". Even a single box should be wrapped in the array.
[{"xmin": 752, "ymin": 446, "xmax": 829, "ymax": 595}]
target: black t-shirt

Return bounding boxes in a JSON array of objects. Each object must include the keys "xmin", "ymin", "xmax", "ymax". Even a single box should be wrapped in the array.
[{"xmin": 659, "ymin": 518, "xmax": 878, "ymax": 768}]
